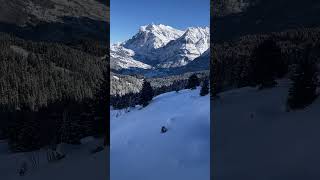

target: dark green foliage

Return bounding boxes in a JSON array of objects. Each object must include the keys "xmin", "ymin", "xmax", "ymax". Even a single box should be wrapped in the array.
[
  {"xmin": 91, "ymin": 71, "xmax": 109, "ymax": 145},
  {"xmin": 251, "ymin": 39, "xmax": 283, "ymax": 89},
  {"xmin": 112, "ymin": 92, "xmax": 141, "ymax": 110},
  {"xmin": 200, "ymin": 79, "xmax": 209, "ymax": 96},
  {"xmin": 0, "ymin": 32, "xmax": 109, "ymax": 151},
  {"xmin": 287, "ymin": 48, "xmax": 318, "ymax": 110},
  {"xmin": 110, "ymin": 80, "xmax": 187, "ymax": 110},
  {"xmin": 7, "ymin": 107, "xmax": 41, "ymax": 152},
  {"xmin": 211, "ymin": 52, "xmax": 224, "ymax": 97},
  {"xmin": 186, "ymin": 74, "xmax": 200, "ymax": 89},
  {"xmin": 210, "ymin": 27, "xmax": 320, "ymax": 92},
  {"xmin": 139, "ymin": 81, "xmax": 154, "ymax": 107},
  {"xmin": 0, "ymin": 33, "xmax": 107, "ymax": 111},
  {"xmin": 110, "ymin": 73, "xmax": 209, "ymax": 109}
]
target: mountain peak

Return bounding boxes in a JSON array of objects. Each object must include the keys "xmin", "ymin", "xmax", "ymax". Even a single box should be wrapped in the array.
[
  {"xmin": 184, "ymin": 26, "xmax": 209, "ymax": 35},
  {"xmin": 112, "ymin": 23, "xmax": 210, "ymax": 70},
  {"xmin": 140, "ymin": 24, "xmax": 175, "ymax": 32},
  {"xmin": 124, "ymin": 24, "xmax": 184, "ymax": 53}
]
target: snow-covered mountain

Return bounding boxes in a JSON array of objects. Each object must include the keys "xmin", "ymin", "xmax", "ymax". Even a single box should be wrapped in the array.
[
  {"xmin": 110, "ymin": 44, "xmax": 152, "ymax": 70},
  {"xmin": 123, "ymin": 24, "xmax": 184, "ymax": 55},
  {"xmin": 110, "ymin": 24, "xmax": 210, "ymax": 72},
  {"xmin": 156, "ymin": 27, "xmax": 210, "ymax": 68}
]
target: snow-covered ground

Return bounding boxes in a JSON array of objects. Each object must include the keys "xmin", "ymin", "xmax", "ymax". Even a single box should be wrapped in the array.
[
  {"xmin": 111, "ymin": 88, "xmax": 210, "ymax": 180},
  {"xmin": 214, "ymin": 79, "xmax": 320, "ymax": 179},
  {"xmin": 0, "ymin": 137, "xmax": 108, "ymax": 180}
]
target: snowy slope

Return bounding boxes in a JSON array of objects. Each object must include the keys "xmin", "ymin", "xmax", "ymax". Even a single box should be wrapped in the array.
[
  {"xmin": 110, "ymin": 44, "xmax": 152, "ymax": 70},
  {"xmin": 156, "ymin": 27, "xmax": 210, "ymax": 68},
  {"xmin": 0, "ymin": 138, "xmax": 108, "ymax": 180},
  {"xmin": 214, "ymin": 79, "xmax": 320, "ymax": 179},
  {"xmin": 111, "ymin": 88, "xmax": 210, "ymax": 180}
]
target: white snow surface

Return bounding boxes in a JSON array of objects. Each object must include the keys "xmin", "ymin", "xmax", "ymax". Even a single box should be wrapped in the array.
[
  {"xmin": 110, "ymin": 88, "xmax": 210, "ymax": 180},
  {"xmin": 110, "ymin": 44, "xmax": 152, "ymax": 70},
  {"xmin": 214, "ymin": 79, "xmax": 320, "ymax": 179},
  {"xmin": 0, "ymin": 138, "xmax": 108, "ymax": 180},
  {"xmin": 157, "ymin": 27, "xmax": 210, "ymax": 68},
  {"xmin": 124, "ymin": 24, "xmax": 185, "ymax": 52}
]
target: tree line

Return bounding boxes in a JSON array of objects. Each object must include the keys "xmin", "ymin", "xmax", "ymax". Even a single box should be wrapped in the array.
[
  {"xmin": 211, "ymin": 27, "xmax": 320, "ymax": 93},
  {"xmin": 212, "ymin": 35, "xmax": 319, "ymax": 110},
  {"xmin": 0, "ymin": 32, "xmax": 109, "ymax": 152},
  {"xmin": 111, "ymin": 74, "xmax": 209, "ymax": 109}
]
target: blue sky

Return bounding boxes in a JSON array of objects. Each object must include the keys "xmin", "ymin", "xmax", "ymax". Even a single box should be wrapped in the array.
[{"xmin": 110, "ymin": 0, "xmax": 210, "ymax": 43}]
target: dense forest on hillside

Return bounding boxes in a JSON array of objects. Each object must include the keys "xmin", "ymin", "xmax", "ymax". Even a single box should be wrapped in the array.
[
  {"xmin": 211, "ymin": 27, "xmax": 320, "ymax": 94},
  {"xmin": 0, "ymin": 32, "xmax": 109, "ymax": 151},
  {"xmin": 110, "ymin": 71, "xmax": 209, "ymax": 109}
]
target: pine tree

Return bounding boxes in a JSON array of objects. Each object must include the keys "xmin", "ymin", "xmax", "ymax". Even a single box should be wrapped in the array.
[
  {"xmin": 186, "ymin": 74, "xmax": 200, "ymax": 90},
  {"xmin": 92, "ymin": 71, "xmax": 109, "ymax": 145},
  {"xmin": 139, "ymin": 81, "xmax": 154, "ymax": 107},
  {"xmin": 200, "ymin": 79, "xmax": 209, "ymax": 96},
  {"xmin": 251, "ymin": 39, "xmax": 282, "ymax": 89},
  {"xmin": 211, "ymin": 53, "xmax": 224, "ymax": 97},
  {"xmin": 93, "ymin": 71, "xmax": 109, "ymax": 115},
  {"xmin": 287, "ymin": 49, "xmax": 318, "ymax": 110},
  {"xmin": 8, "ymin": 105, "xmax": 41, "ymax": 152}
]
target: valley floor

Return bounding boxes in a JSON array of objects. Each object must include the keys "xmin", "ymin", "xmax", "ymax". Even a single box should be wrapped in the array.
[
  {"xmin": 213, "ymin": 80, "xmax": 320, "ymax": 179},
  {"xmin": 111, "ymin": 88, "xmax": 210, "ymax": 180}
]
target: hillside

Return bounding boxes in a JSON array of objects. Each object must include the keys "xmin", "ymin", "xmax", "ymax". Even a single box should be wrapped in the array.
[
  {"xmin": 111, "ymin": 88, "xmax": 210, "ymax": 180},
  {"xmin": 213, "ymin": 79, "xmax": 320, "ymax": 179},
  {"xmin": 0, "ymin": 1, "xmax": 109, "ymax": 152},
  {"xmin": 213, "ymin": 0, "xmax": 320, "ymax": 42},
  {"xmin": 211, "ymin": 27, "xmax": 320, "ymax": 92},
  {"xmin": 0, "ymin": 0, "xmax": 108, "ymax": 43}
]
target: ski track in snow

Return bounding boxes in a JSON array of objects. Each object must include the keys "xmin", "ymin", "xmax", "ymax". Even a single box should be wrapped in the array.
[{"xmin": 111, "ymin": 88, "xmax": 210, "ymax": 180}]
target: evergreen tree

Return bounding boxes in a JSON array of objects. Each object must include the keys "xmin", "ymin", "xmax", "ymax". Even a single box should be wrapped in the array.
[
  {"xmin": 251, "ymin": 39, "xmax": 283, "ymax": 89},
  {"xmin": 287, "ymin": 49, "xmax": 318, "ymax": 110},
  {"xmin": 93, "ymin": 71, "xmax": 109, "ymax": 117},
  {"xmin": 186, "ymin": 74, "xmax": 200, "ymax": 90},
  {"xmin": 8, "ymin": 105, "xmax": 41, "ymax": 152},
  {"xmin": 200, "ymin": 79, "xmax": 209, "ymax": 96},
  {"xmin": 211, "ymin": 53, "xmax": 223, "ymax": 97},
  {"xmin": 139, "ymin": 81, "xmax": 154, "ymax": 107},
  {"xmin": 92, "ymin": 71, "xmax": 109, "ymax": 145}
]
